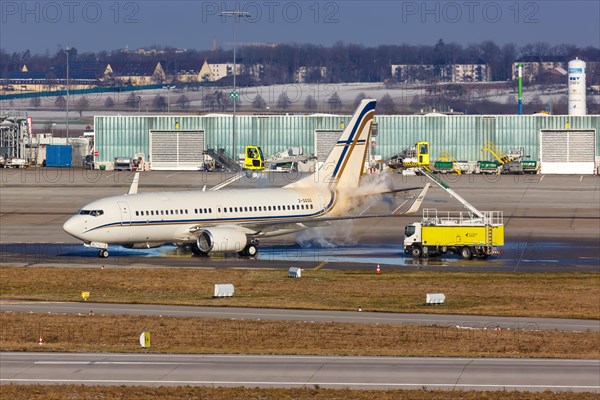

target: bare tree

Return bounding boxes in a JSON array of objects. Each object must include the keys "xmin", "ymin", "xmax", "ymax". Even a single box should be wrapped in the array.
[
  {"xmin": 153, "ymin": 95, "xmax": 167, "ymax": 111},
  {"xmin": 379, "ymin": 94, "xmax": 395, "ymax": 114},
  {"xmin": 251, "ymin": 94, "xmax": 267, "ymax": 110},
  {"xmin": 175, "ymin": 94, "xmax": 190, "ymax": 110},
  {"xmin": 30, "ymin": 97, "xmax": 41, "ymax": 109},
  {"xmin": 327, "ymin": 92, "xmax": 342, "ymax": 113},
  {"xmin": 354, "ymin": 92, "xmax": 368, "ymax": 108},
  {"xmin": 304, "ymin": 95, "xmax": 317, "ymax": 112},
  {"xmin": 125, "ymin": 93, "xmax": 139, "ymax": 109},
  {"xmin": 204, "ymin": 90, "xmax": 230, "ymax": 112},
  {"xmin": 75, "ymin": 97, "xmax": 90, "ymax": 117},
  {"xmin": 104, "ymin": 96, "xmax": 115, "ymax": 108},
  {"xmin": 276, "ymin": 92, "xmax": 291, "ymax": 110},
  {"xmin": 55, "ymin": 96, "xmax": 67, "ymax": 110}
]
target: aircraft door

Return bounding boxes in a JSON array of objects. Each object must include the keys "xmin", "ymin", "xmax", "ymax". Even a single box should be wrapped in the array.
[{"xmin": 117, "ymin": 201, "xmax": 131, "ymax": 226}]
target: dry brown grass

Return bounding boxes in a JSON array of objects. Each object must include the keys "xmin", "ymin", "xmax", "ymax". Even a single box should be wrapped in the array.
[
  {"xmin": 0, "ymin": 384, "xmax": 597, "ymax": 400},
  {"xmin": 1, "ymin": 267, "xmax": 599, "ymax": 319},
  {"xmin": 2, "ymin": 312, "xmax": 598, "ymax": 358}
]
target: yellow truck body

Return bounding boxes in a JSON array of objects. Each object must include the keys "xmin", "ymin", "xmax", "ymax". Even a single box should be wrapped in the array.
[{"xmin": 422, "ymin": 225, "xmax": 504, "ymax": 247}]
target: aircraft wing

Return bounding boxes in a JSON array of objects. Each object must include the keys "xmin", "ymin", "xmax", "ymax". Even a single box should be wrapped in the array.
[
  {"xmin": 244, "ymin": 183, "xmax": 430, "ymax": 231},
  {"xmin": 188, "ymin": 184, "xmax": 430, "ymax": 236}
]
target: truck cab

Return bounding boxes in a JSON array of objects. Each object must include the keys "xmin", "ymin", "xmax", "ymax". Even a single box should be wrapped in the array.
[
  {"xmin": 416, "ymin": 141, "xmax": 429, "ymax": 166},
  {"xmin": 404, "ymin": 222, "xmax": 422, "ymax": 248},
  {"xmin": 244, "ymin": 145, "xmax": 264, "ymax": 170},
  {"xmin": 404, "ymin": 222, "xmax": 430, "ymax": 258}
]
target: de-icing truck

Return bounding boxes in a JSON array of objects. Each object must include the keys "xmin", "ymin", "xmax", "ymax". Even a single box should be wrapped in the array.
[
  {"xmin": 404, "ymin": 168, "xmax": 505, "ymax": 259},
  {"xmin": 404, "ymin": 209, "xmax": 504, "ymax": 259}
]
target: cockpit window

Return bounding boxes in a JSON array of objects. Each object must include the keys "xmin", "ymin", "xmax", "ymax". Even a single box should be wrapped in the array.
[{"xmin": 79, "ymin": 209, "xmax": 103, "ymax": 217}]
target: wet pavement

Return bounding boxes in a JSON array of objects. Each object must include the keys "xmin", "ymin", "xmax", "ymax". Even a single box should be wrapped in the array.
[{"xmin": 1, "ymin": 241, "xmax": 598, "ymax": 272}]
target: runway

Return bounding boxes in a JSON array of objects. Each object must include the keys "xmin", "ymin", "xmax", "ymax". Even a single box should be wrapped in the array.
[
  {"xmin": 2, "ymin": 301, "xmax": 598, "ymax": 332},
  {"xmin": 1, "ymin": 241, "xmax": 599, "ymax": 272},
  {"xmin": 1, "ymin": 352, "xmax": 598, "ymax": 392}
]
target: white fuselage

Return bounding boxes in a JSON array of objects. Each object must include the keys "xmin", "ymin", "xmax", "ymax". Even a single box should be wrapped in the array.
[
  {"xmin": 63, "ymin": 98, "xmax": 379, "ymax": 255},
  {"xmin": 63, "ymin": 186, "xmax": 336, "ymax": 246}
]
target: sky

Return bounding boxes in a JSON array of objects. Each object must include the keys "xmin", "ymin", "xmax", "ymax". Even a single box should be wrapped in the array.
[{"xmin": 1, "ymin": 1, "xmax": 599, "ymax": 54}]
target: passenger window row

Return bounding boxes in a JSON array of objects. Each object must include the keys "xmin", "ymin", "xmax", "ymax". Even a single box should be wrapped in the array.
[
  {"xmin": 133, "ymin": 203, "xmax": 314, "ymax": 218},
  {"xmin": 219, "ymin": 204, "xmax": 314, "ymax": 213},
  {"xmin": 135, "ymin": 209, "xmax": 191, "ymax": 217}
]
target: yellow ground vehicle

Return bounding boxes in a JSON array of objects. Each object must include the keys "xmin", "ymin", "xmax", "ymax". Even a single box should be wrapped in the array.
[
  {"xmin": 388, "ymin": 141, "xmax": 430, "ymax": 171},
  {"xmin": 404, "ymin": 168, "xmax": 505, "ymax": 259},
  {"xmin": 416, "ymin": 141, "xmax": 429, "ymax": 166},
  {"xmin": 244, "ymin": 145, "xmax": 265, "ymax": 170},
  {"xmin": 404, "ymin": 209, "xmax": 504, "ymax": 259}
]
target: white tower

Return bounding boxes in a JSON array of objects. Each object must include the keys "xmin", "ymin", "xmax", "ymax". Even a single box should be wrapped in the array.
[{"xmin": 568, "ymin": 58, "xmax": 586, "ymax": 116}]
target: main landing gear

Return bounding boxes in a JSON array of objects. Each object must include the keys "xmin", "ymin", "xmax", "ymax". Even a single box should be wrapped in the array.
[
  {"xmin": 238, "ymin": 239, "xmax": 260, "ymax": 258},
  {"xmin": 98, "ymin": 249, "xmax": 109, "ymax": 258},
  {"xmin": 238, "ymin": 244, "xmax": 258, "ymax": 257}
]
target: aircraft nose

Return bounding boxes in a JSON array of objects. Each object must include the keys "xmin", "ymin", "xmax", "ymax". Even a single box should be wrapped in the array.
[{"xmin": 63, "ymin": 217, "xmax": 79, "ymax": 238}]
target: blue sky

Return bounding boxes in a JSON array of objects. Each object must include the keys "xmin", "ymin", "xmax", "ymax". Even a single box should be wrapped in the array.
[{"xmin": 1, "ymin": 1, "xmax": 599, "ymax": 54}]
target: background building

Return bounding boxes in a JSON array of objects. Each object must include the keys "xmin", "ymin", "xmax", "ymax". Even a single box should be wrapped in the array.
[
  {"xmin": 93, "ymin": 113, "xmax": 599, "ymax": 172},
  {"xmin": 392, "ymin": 64, "xmax": 491, "ymax": 83}
]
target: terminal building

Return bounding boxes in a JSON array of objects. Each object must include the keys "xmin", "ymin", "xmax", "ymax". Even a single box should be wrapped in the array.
[{"xmin": 92, "ymin": 113, "xmax": 600, "ymax": 175}]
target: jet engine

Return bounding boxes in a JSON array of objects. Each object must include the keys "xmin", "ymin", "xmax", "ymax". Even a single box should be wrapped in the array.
[{"xmin": 196, "ymin": 227, "xmax": 247, "ymax": 253}]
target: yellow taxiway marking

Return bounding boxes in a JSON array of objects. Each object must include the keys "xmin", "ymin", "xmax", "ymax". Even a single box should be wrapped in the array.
[{"xmin": 312, "ymin": 261, "xmax": 327, "ymax": 271}]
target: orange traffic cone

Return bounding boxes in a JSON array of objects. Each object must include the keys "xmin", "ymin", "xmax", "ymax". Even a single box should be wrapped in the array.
[
  {"xmin": 38, "ymin": 336, "xmax": 44, "ymax": 346},
  {"xmin": 376, "ymin": 264, "xmax": 381, "ymax": 274}
]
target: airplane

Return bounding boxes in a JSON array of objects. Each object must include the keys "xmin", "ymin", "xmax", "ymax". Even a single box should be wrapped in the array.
[{"xmin": 63, "ymin": 99, "xmax": 429, "ymax": 258}]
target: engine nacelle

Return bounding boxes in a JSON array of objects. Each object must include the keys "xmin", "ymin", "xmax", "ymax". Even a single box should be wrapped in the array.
[{"xmin": 197, "ymin": 227, "xmax": 247, "ymax": 253}]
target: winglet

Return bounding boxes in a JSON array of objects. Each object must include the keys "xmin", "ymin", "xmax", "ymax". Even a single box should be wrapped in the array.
[
  {"xmin": 128, "ymin": 172, "xmax": 140, "ymax": 195},
  {"xmin": 401, "ymin": 183, "xmax": 430, "ymax": 215}
]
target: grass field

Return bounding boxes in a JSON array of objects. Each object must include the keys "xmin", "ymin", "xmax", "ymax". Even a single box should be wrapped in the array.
[
  {"xmin": 1, "ymin": 384, "xmax": 597, "ymax": 400},
  {"xmin": 2, "ymin": 267, "xmax": 599, "ymax": 398},
  {"xmin": 2, "ymin": 312, "xmax": 599, "ymax": 358},
  {"xmin": 1, "ymin": 267, "xmax": 599, "ymax": 319}
]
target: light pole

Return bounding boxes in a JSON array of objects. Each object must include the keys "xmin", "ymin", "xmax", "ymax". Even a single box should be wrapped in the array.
[
  {"xmin": 64, "ymin": 47, "xmax": 71, "ymax": 140},
  {"xmin": 218, "ymin": 10, "xmax": 250, "ymax": 159},
  {"xmin": 51, "ymin": 123, "xmax": 56, "ymax": 145},
  {"xmin": 165, "ymin": 85, "xmax": 175, "ymax": 113}
]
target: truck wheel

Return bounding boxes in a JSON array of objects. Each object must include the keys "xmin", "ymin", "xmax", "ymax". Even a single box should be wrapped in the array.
[
  {"xmin": 411, "ymin": 246, "xmax": 423, "ymax": 258},
  {"xmin": 460, "ymin": 246, "xmax": 473, "ymax": 260}
]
